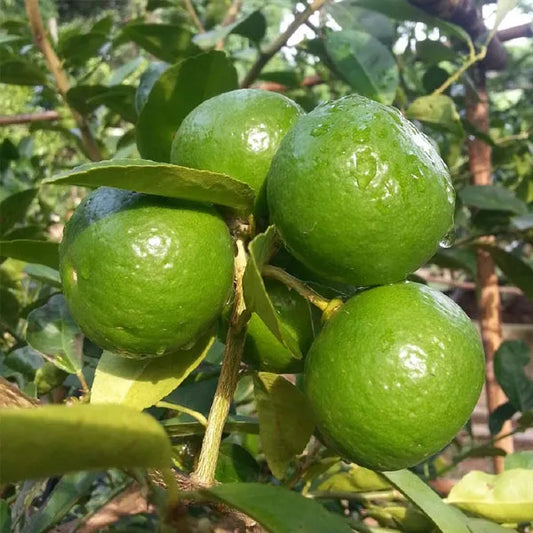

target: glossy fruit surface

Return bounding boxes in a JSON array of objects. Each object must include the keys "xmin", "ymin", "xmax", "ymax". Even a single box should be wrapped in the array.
[
  {"xmin": 243, "ymin": 279, "xmax": 320, "ymax": 374},
  {"xmin": 170, "ymin": 88, "xmax": 303, "ymax": 212},
  {"xmin": 304, "ymin": 282, "xmax": 484, "ymax": 471},
  {"xmin": 267, "ymin": 94, "xmax": 455, "ymax": 286},
  {"xmin": 60, "ymin": 187, "xmax": 234, "ymax": 358}
]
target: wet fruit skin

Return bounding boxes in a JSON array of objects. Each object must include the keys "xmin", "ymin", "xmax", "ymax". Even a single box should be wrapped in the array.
[
  {"xmin": 304, "ymin": 282, "xmax": 485, "ymax": 471},
  {"xmin": 242, "ymin": 279, "xmax": 320, "ymax": 374},
  {"xmin": 170, "ymin": 88, "xmax": 304, "ymax": 213},
  {"xmin": 60, "ymin": 187, "xmax": 234, "ymax": 359},
  {"xmin": 267, "ymin": 94, "xmax": 455, "ymax": 287}
]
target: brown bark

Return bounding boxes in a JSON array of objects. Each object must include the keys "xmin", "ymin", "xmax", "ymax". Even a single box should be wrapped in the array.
[
  {"xmin": 466, "ymin": 70, "xmax": 513, "ymax": 473},
  {"xmin": 0, "ymin": 111, "xmax": 59, "ymax": 126},
  {"xmin": 498, "ymin": 23, "xmax": 533, "ymax": 42},
  {"xmin": 0, "ymin": 377, "xmax": 40, "ymax": 408}
]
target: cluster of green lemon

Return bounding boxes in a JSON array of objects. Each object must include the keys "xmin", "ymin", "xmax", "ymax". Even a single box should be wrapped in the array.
[{"xmin": 60, "ymin": 89, "xmax": 484, "ymax": 471}]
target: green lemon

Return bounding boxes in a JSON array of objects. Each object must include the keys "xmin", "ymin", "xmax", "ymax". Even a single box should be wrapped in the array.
[
  {"xmin": 60, "ymin": 187, "xmax": 234, "ymax": 358},
  {"xmin": 304, "ymin": 282, "xmax": 484, "ymax": 471},
  {"xmin": 267, "ymin": 95, "xmax": 455, "ymax": 286},
  {"xmin": 243, "ymin": 279, "xmax": 320, "ymax": 374},
  {"xmin": 170, "ymin": 88, "xmax": 304, "ymax": 213}
]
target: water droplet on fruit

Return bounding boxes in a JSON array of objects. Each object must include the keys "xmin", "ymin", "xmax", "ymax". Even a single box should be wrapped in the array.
[
  {"xmin": 439, "ymin": 227, "xmax": 455, "ymax": 248},
  {"xmin": 445, "ymin": 182, "xmax": 455, "ymax": 206},
  {"xmin": 310, "ymin": 122, "xmax": 330, "ymax": 137}
]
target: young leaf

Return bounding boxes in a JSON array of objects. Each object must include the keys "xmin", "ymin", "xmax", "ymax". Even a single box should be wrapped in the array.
[
  {"xmin": 91, "ymin": 334, "xmax": 214, "ymax": 410},
  {"xmin": 43, "ymin": 159, "xmax": 255, "ymax": 212},
  {"xmin": 26, "ymin": 294, "xmax": 83, "ymax": 374},
  {"xmin": 460, "ymin": 185, "xmax": 527, "ymax": 215},
  {"xmin": 202, "ymin": 483, "xmax": 352, "ymax": 533},
  {"xmin": 407, "ymin": 95, "xmax": 464, "ymax": 136},
  {"xmin": 446, "ymin": 469, "xmax": 533, "ymax": 523},
  {"xmin": 136, "ymin": 51, "xmax": 238, "ymax": 162},
  {"xmin": 382, "ymin": 469, "xmax": 471, "ymax": 533},
  {"xmin": 0, "ymin": 240, "xmax": 59, "ymax": 269},
  {"xmin": 0, "ymin": 404, "xmax": 172, "ymax": 483},
  {"xmin": 254, "ymin": 373, "xmax": 315, "ymax": 479},
  {"xmin": 21, "ymin": 471, "xmax": 100, "ymax": 533},
  {"xmin": 477, "ymin": 244, "xmax": 533, "ymax": 298},
  {"xmin": 494, "ymin": 340, "xmax": 533, "ymax": 412},
  {"xmin": 242, "ymin": 227, "xmax": 301, "ymax": 357},
  {"xmin": 325, "ymin": 29, "xmax": 399, "ymax": 105}
]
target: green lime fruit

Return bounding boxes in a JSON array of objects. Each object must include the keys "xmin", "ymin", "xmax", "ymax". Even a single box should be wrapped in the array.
[
  {"xmin": 170, "ymin": 88, "xmax": 304, "ymax": 213},
  {"xmin": 267, "ymin": 95, "xmax": 455, "ymax": 286},
  {"xmin": 60, "ymin": 187, "xmax": 234, "ymax": 358},
  {"xmin": 304, "ymin": 282, "xmax": 484, "ymax": 471},
  {"xmin": 243, "ymin": 279, "xmax": 320, "ymax": 374}
]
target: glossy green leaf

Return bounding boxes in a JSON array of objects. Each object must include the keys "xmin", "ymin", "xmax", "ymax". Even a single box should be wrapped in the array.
[
  {"xmin": 203, "ymin": 483, "xmax": 352, "ymax": 533},
  {"xmin": 91, "ymin": 335, "xmax": 214, "ymax": 410},
  {"xmin": 0, "ymin": 404, "xmax": 172, "ymax": 483},
  {"xmin": 43, "ymin": 159, "xmax": 254, "ymax": 212},
  {"xmin": 26, "ymin": 294, "xmax": 83, "ymax": 374},
  {"xmin": 243, "ymin": 227, "xmax": 301, "ymax": 356},
  {"xmin": 0, "ymin": 188, "xmax": 37, "ymax": 236},
  {"xmin": 135, "ymin": 61, "xmax": 169, "ymax": 114},
  {"xmin": 505, "ymin": 451, "xmax": 533, "ymax": 470},
  {"xmin": 325, "ymin": 29, "xmax": 399, "ymax": 105},
  {"xmin": 0, "ymin": 59, "xmax": 47, "ymax": 85},
  {"xmin": 494, "ymin": 340, "xmax": 533, "ymax": 412},
  {"xmin": 407, "ymin": 95, "xmax": 464, "ymax": 136},
  {"xmin": 488, "ymin": 401, "xmax": 517, "ymax": 435},
  {"xmin": 466, "ymin": 518, "xmax": 511, "ymax": 533},
  {"xmin": 0, "ymin": 240, "xmax": 59, "ymax": 269},
  {"xmin": 58, "ymin": 32, "xmax": 108, "ymax": 66},
  {"xmin": 477, "ymin": 244, "xmax": 533, "ymax": 298},
  {"xmin": 21, "ymin": 471, "xmax": 100, "ymax": 533},
  {"xmin": 136, "ymin": 51, "xmax": 238, "ymax": 162},
  {"xmin": 382, "ymin": 469, "xmax": 471, "ymax": 533},
  {"xmin": 446, "ymin": 469, "xmax": 533, "ymax": 523},
  {"xmin": 318, "ymin": 465, "xmax": 391, "ymax": 493},
  {"xmin": 162, "ymin": 415, "xmax": 259, "ymax": 439},
  {"xmin": 215, "ymin": 442, "xmax": 260, "ymax": 483},
  {"xmin": 24, "ymin": 264, "xmax": 62, "ymax": 289},
  {"xmin": 254, "ymin": 373, "xmax": 315, "ymax": 479},
  {"xmin": 460, "ymin": 185, "xmax": 528, "ymax": 215},
  {"xmin": 4, "ymin": 346, "xmax": 44, "ymax": 380},
  {"xmin": 120, "ymin": 23, "xmax": 199, "ymax": 63}
]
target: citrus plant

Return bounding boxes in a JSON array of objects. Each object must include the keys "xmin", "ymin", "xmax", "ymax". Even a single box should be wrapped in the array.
[{"xmin": 1, "ymin": 1, "xmax": 532, "ymax": 532}]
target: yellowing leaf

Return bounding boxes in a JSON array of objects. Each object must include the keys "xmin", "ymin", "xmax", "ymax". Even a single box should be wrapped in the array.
[
  {"xmin": 91, "ymin": 335, "xmax": 214, "ymax": 410},
  {"xmin": 446, "ymin": 469, "xmax": 533, "ymax": 523}
]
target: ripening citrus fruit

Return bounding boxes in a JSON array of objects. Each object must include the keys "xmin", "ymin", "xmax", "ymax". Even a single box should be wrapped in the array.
[
  {"xmin": 170, "ymin": 88, "xmax": 304, "ymax": 213},
  {"xmin": 243, "ymin": 279, "xmax": 320, "ymax": 374},
  {"xmin": 60, "ymin": 187, "xmax": 234, "ymax": 358},
  {"xmin": 267, "ymin": 95, "xmax": 455, "ymax": 287},
  {"xmin": 304, "ymin": 282, "xmax": 484, "ymax": 471}
]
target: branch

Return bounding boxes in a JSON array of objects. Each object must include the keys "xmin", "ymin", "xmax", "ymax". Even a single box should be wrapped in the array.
[
  {"xmin": 183, "ymin": 0, "xmax": 204, "ymax": 33},
  {"xmin": 240, "ymin": 0, "xmax": 329, "ymax": 88},
  {"xmin": 0, "ymin": 111, "xmax": 59, "ymax": 126},
  {"xmin": 24, "ymin": 0, "xmax": 101, "ymax": 161},
  {"xmin": 498, "ymin": 23, "xmax": 533, "ymax": 42},
  {"xmin": 0, "ymin": 377, "xmax": 40, "ymax": 408},
  {"xmin": 215, "ymin": 0, "xmax": 243, "ymax": 51}
]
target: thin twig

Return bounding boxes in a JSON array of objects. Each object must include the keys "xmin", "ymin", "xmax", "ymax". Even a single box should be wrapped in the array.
[
  {"xmin": 0, "ymin": 111, "xmax": 59, "ymax": 126},
  {"xmin": 156, "ymin": 401, "xmax": 208, "ymax": 427},
  {"xmin": 183, "ymin": 0, "xmax": 204, "ymax": 33},
  {"xmin": 421, "ymin": 275, "xmax": 522, "ymax": 295},
  {"xmin": 240, "ymin": 0, "xmax": 329, "ymax": 88},
  {"xmin": 24, "ymin": 0, "xmax": 101, "ymax": 161},
  {"xmin": 215, "ymin": 0, "xmax": 243, "ymax": 51}
]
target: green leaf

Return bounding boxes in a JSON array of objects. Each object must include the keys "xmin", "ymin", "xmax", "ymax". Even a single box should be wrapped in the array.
[
  {"xmin": 135, "ymin": 61, "xmax": 169, "ymax": 114},
  {"xmin": 254, "ymin": 373, "xmax": 315, "ymax": 479},
  {"xmin": 0, "ymin": 240, "xmax": 59, "ymax": 269},
  {"xmin": 0, "ymin": 404, "xmax": 172, "ymax": 483},
  {"xmin": 215, "ymin": 442, "xmax": 260, "ymax": 483},
  {"xmin": 487, "ymin": 0, "xmax": 518, "ymax": 42},
  {"xmin": 57, "ymin": 31, "xmax": 108, "ymax": 66},
  {"xmin": 26, "ymin": 294, "xmax": 83, "ymax": 374},
  {"xmin": 324, "ymin": 29, "xmax": 399, "ymax": 105},
  {"xmin": 0, "ymin": 500, "xmax": 11, "ymax": 533},
  {"xmin": 512, "ymin": 213, "xmax": 533, "ymax": 232},
  {"xmin": 21, "ymin": 471, "xmax": 100, "ymax": 533},
  {"xmin": 193, "ymin": 10, "xmax": 266, "ymax": 49},
  {"xmin": 488, "ymin": 401, "xmax": 517, "ymax": 435},
  {"xmin": 43, "ymin": 159, "xmax": 254, "ymax": 212},
  {"xmin": 505, "ymin": 451, "xmax": 533, "ymax": 470},
  {"xmin": 466, "ymin": 518, "xmax": 511, "ymax": 533},
  {"xmin": 243, "ymin": 227, "xmax": 301, "ymax": 356},
  {"xmin": 120, "ymin": 24, "xmax": 199, "ymax": 64},
  {"xmin": 318, "ymin": 465, "xmax": 391, "ymax": 493},
  {"xmin": 109, "ymin": 56, "xmax": 144, "ymax": 86},
  {"xmin": 382, "ymin": 470, "xmax": 471, "ymax": 533},
  {"xmin": 407, "ymin": 95, "xmax": 464, "ymax": 136},
  {"xmin": 0, "ymin": 59, "xmax": 47, "ymax": 85},
  {"xmin": 494, "ymin": 340, "xmax": 533, "ymax": 412},
  {"xmin": 66, "ymin": 85, "xmax": 109, "ymax": 115},
  {"xmin": 91, "ymin": 334, "xmax": 214, "ymax": 410},
  {"xmin": 430, "ymin": 248, "xmax": 477, "ymax": 275},
  {"xmin": 4, "ymin": 346, "xmax": 44, "ymax": 380},
  {"xmin": 24, "ymin": 264, "xmax": 62, "ymax": 289},
  {"xmin": 136, "ymin": 51, "xmax": 238, "ymax": 162},
  {"xmin": 202, "ymin": 483, "xmax": 353, "ymax": 533},
  {"xmin": 446, "ymin": 469, "xmax": 533, "ymax": 523},
  {"xmin": 162, "ymin": 415, "xmax": 259, "ymax": 439},
  {"xmin": 416, "ymin": 39, "xmax": 456, "ymax": 63},
  {"xmin": 460, "ymin": 185, "xmax": 527, "ymax": 215},
  {"xmin": 0, "ymin": 188, "xmax": 37, "ymax": 236},
  {"xmin": 477, "ymin": 244, "xmax": 533, "ymax": 298}
]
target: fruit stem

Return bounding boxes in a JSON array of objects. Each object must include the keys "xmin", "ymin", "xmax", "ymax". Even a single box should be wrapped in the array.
[
  {"xmin": 192, "ymin": 237, "xmax": 250, "ymax": 486},
  {"xmin": 261, "ymin": 265, "xmax": 332, "ymax": 312}
]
